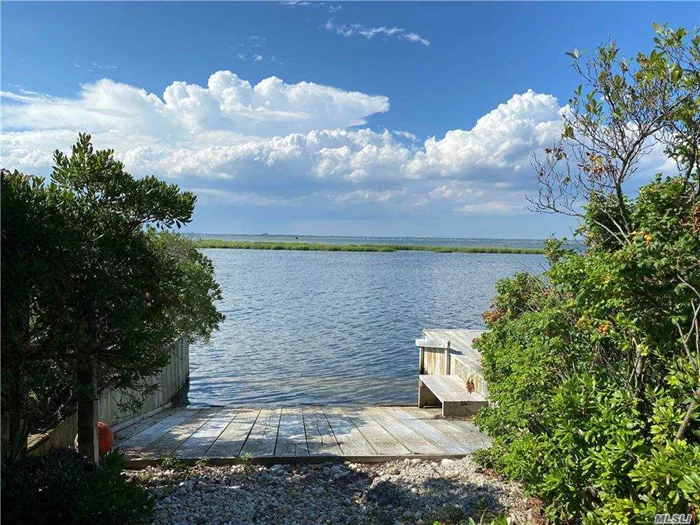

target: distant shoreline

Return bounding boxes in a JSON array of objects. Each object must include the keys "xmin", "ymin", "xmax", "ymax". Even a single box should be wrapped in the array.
[
  {"xmin": 188, "ymin": 233, "xmax": 549, "ymax": 242},
  {"xmin": 194, "ymin": 240, "xmax": 545, "ymax": 254}
]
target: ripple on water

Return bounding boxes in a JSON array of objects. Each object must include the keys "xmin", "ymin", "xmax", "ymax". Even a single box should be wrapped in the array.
[{"xmin": 189, "ymin": 249, "xmax": 546, "ymax": 406}]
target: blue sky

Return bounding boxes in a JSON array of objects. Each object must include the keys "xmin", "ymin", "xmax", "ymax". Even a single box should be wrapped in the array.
[{"xmin": 2, "ymin": 2, "xmax": 697, "ymax": 238}]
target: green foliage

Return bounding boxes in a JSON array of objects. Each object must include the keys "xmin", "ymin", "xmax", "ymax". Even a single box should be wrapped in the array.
[
  {"xmin": 477, "ymin": 177, "xmax": 700, "ymax": 521},
  {"xmin": 161, "ymin": 454, "xmax": 189, "ymax": 471},
  {"xmin": 1, "ymin": 448, "xmax": 154, "ymax": 525},
  {"xmin": 1, "ymin": 169, "xmax": 82, "ymax": 435},
  {"xmin": 1, "ymin": 424, "xmax": 29, "ymax": 470},
  {"xmin": 195, "ymin": 456, "xmax": 212, "ymax": 467},
  {"xmin": 429, "ymin": 513, "xmax": 508, "ymax": 525},
  {"xmin": 476, "ymin": 25, "xmax": 700, "ymax": 524},
  {"xmin": 1, "ymin": 134, "xmax": 224, "ymax": 441},
  {"xmin": 240, "ymin": 451, "xmax": 255, "ymax": 472},
  {"xmin": 73, "ymin": 450, "xmax": 155, "ymax": 524}
]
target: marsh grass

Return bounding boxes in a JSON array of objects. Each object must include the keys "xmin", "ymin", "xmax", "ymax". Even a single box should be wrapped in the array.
[{"xmin": 193, "ymin": 240, "xmax": 544, "ymax": 254}]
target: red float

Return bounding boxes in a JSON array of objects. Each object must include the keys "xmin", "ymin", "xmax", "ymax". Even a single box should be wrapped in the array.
[
  {"xmin": 98, "ymin": 421, "xmax": 114, "ymax": 455},
  {"xmin": 74, "ymin": 422, "xmax": 115, "ymax": 456}
]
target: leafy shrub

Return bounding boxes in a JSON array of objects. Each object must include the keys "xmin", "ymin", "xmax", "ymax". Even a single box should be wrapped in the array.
[
  {"xmin": 474, "ymin": 177, "xmax": 700, "ymax": 523},
  {"xmin": 1, "ymin": 448, "xmax": 154, "ymax": 525},
  {"xmin": 474, "ymin": 24, "xmax": 700, "ymax": 524}
]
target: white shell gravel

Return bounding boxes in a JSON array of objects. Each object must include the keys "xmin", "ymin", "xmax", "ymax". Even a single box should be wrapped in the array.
[{"xmin": 125, "ymin": 456, "xmax": 540, "ymax": 524}]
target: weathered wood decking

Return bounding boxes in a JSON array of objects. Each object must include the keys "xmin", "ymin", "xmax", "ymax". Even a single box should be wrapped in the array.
[
  {"xmin": 418, "ymin": 375, "xmax": 488, "ymax": 417},
  {"xmin": 116, "ymin": 406, "xmax": 490, "ymax": 467},
  {"xmin": 416, "ymin": 329, "xmax": 489, "ymax": 417}
]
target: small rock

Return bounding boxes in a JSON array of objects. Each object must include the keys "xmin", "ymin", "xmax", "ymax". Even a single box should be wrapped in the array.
[{"xmin": 127, "ymin": 452, "xmax": 533, "ymax": 524}]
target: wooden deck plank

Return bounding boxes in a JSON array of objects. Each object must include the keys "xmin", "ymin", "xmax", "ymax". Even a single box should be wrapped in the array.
[
  {"xmin": 275, "ymin": 407, "xmax": 309, "ymax": 457},
  {"xmin": 240, "ymin": 408, "xmax": 282, "ymax": 457},
  {"xmin": 137, "ymin": 408, "xmax": 221, "ymax": 459},
  {"xmin": 341, "ymin": 406, "xmax": 410, "ymax": 456},
  {"xmin": 387, "ymin": 407, "xmax": 470, "ymax": 454},
  {"xmin": 119, "ymin": 409, "xmax": 201, "ymax": 450},
  {"xmin": 420, "ymin": 375, "xmax": 484, "ymax": 403},
  {"xmin": 398, "ymin": 406, "xmax": 441, "ymax": 420},
  {"xmin": 389, "ymin": 406, "xmax": 431, "ymax": 421},
  {"xmin": 419, "ymin": 419, "xmax": 486, "ymax": 453},
  {"xmin": 114, "ymin": 409, "xmax": 178, "ymax": 445},
  {"xmin": 206, "ymin": 408, "xmax": 261, "ymax": 458},
  {"xmin": 437, "ymin": 419, "xmax": 492, "ymax": 451},
  {"xmin": 323, "ymin": 406, "xmax": 376, "ymax": 456},
  {"xmin": 422, "ymin": 329, "xmax": 485, "ymax": 375},
  {"xmin": 303, "ymin": 406, "xmax": 342, "ymax": 456},
  {"xmin": 363, "ymin": 407, "xmax": 443, "ymax": 455},
  {"xmin": 394, "ymin": 406, "xmax": 442, "ymax": 420},
  {"xmin": 401, "ymin": 405, "xmax": 487, "ymax": 428},
  {"xmin": 174, "ymin": 408, "xmax": 240, "ymax": 458},
  {"xmin": 404, "ymin": 407, "xmax": 489, "ymax": 453},
  {"xmin": 116, "ymin": 405, "xmax": 490, "ymax": 465},
  {"xmin": 420, "ymin": 376, "xmax": 454, "ymax": 401}
]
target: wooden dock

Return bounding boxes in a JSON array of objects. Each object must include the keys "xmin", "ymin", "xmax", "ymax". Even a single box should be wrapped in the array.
[{"xmin": 116, "ymin": 405, "xmax": 490, "ymax": 467}]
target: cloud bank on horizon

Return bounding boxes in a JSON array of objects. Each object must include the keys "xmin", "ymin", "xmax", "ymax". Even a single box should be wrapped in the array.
[{"xmin": 0, "ymin": 70, "xmax": 668, "ymax": 219}]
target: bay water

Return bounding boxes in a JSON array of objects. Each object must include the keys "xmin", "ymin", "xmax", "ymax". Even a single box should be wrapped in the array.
[{"xmin": 189, "ymin": 238, "xmax": 547, "ymax": 406}]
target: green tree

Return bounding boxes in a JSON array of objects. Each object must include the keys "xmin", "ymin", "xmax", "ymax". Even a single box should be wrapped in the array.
[
  {"xmin": 475, "ymin": 25, "xmax": 700, "ymax": 522},
  {"xmin": 1, "ymin": 171, "xmax": 80, "ymax": 447},
  {"xmin": 1, "ymin": 135, "xmax": 224, "ymax": 462}
]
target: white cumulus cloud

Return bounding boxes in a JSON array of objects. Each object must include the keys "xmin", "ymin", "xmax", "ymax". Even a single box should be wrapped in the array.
[
  {"xmin": 407, "ymin": 90, "xmax": 565, "ymax": 186},
  {"xmin": 5, "ymin": 72, "xmax": 651, "ymax": 217},
  {"xmin": 1, "ymin": 71, "xmax": 390, "ymax": 141}
]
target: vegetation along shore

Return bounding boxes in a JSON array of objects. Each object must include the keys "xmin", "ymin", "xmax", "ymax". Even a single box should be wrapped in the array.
[{"xmin": 194, "ymin": 239, "xmax": 545, "ymax": 254}]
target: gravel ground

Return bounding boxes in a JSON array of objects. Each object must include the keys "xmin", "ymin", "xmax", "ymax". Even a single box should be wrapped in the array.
[{"xmin": 126, "ymin": 456, "xmax": 543, "ymax": 525}]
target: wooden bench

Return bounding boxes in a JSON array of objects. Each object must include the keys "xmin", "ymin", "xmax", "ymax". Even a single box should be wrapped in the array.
[{"xmin": 418, "ymin": 374, "xmax": 488, "ymax": 417}]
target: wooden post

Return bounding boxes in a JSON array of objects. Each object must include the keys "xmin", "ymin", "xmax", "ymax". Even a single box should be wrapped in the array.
[
  {"xmin": 444, "ymin": 341, "xmax": 451, "ymax": 375},
  {"xmin": 77, "ymin": 356, "xmax": 99, "ymax": 465},
  {"xmin": 418, "ymin": 346, "xmax": 425, "ymax": 374}
]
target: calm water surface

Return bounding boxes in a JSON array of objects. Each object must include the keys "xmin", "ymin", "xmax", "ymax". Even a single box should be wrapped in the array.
[{"xmin": 189, "ymin": 248, "xmax": 547, "ymax": 406}]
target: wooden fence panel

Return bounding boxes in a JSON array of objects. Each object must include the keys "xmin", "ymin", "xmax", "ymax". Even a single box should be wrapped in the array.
[{"xmin": 28, "ymin": 337, "xmax": 190, "ymax": 454}]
